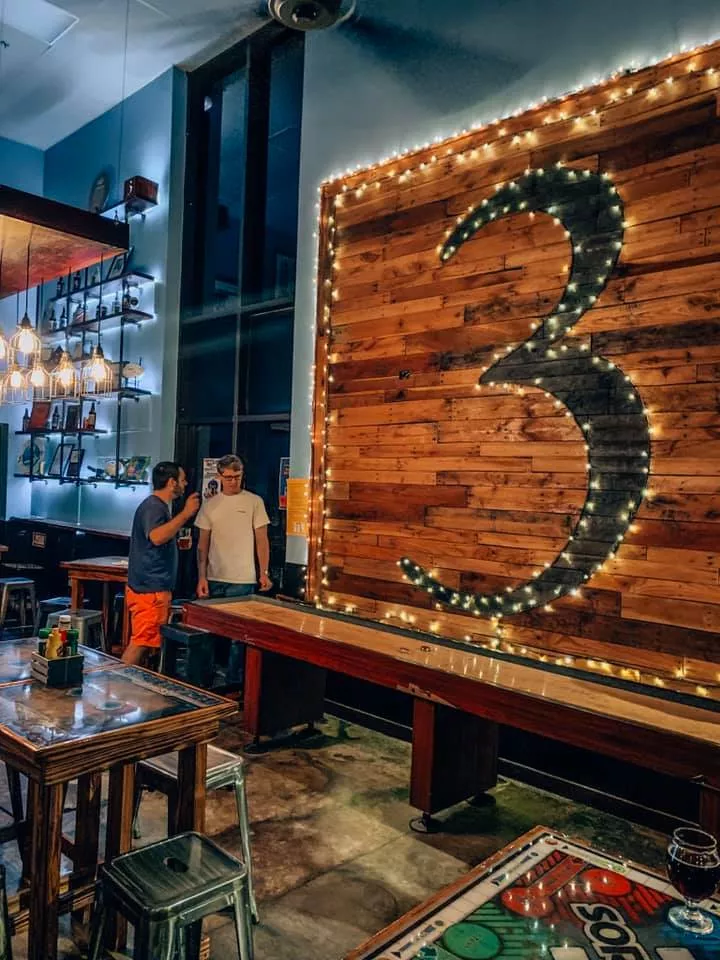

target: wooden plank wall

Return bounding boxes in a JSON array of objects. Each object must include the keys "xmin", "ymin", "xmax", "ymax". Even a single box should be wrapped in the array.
[{"xmin": 308, "ymin": 43, "xmax": 720, "ymax": 692}]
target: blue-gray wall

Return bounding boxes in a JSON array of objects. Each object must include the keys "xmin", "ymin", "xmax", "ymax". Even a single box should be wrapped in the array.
[
  {"xmin": 2, "ymin": 68, "xmax": 186, "ymax": 533},
  {"xmin": 0, "ymin": 136, "xmax": 43, "ymax": 195},
  {"xmin": 287, "ymin": 0, "xmax": 720, "ymax": 563}
]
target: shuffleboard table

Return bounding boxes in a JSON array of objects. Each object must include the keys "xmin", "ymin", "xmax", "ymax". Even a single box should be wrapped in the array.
[{"xmin": 184, "ymin": 597, "xmax": 720, "ymax": 834}]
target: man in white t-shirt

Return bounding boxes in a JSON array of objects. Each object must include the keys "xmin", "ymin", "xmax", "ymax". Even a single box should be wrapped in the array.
[{"xmin": 195, "ymin": 454, "xmax": 272, "ymax": 599}]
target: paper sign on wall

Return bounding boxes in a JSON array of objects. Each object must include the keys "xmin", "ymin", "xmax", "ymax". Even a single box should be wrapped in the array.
[
  {"xmin": 201, "ymin": 458, "xmax": 220, "ymax": 501},
  {"xmin": 279, "ymin": 457, "xmax": 290, "ymax": 509},
  {"xmin": 286, "ymin": 478, "xmax": 310, "ymax": 538}
]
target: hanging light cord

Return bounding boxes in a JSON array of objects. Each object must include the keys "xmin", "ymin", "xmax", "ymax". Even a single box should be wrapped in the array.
[{"xmin": 117, "ymin": 0, "xmax": 130, "ymax": 203}]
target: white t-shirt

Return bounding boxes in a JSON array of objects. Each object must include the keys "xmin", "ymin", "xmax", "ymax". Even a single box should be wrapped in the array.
[{"xmin": 195, "ymin": 491, "xmax": 270, "ymax": 584}]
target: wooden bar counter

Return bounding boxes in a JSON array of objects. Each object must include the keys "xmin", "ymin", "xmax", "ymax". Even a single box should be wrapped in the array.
[{"xmin": 185, "ymin": 597, "xmax": 720, "ymax": 834}]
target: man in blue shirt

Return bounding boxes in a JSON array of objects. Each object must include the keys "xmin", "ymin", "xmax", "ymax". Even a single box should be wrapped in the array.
[{"xmin": 122, "ymin": 461, "xmax": 200, "ymax": 666}]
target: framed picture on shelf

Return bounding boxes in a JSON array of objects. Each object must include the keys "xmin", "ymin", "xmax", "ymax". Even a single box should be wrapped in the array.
[
  {"xmin": 65, "ymin": 447, "xmax": 85, "ymax": 479},
  {"xmin": 28, "ymin": 401, "xmax": 51, "ymax": 431},
  {"xmin": 123, "ymin": 456, "xmax": 151, "ymax": 483},
  {"xmin": 48, "ymin": 443, "xmax": 73, "ymax": 478},
  {"xmin": 103, "ymin": 458, "xmax": 124, "ymax": 481},
  {"xmin": 64, "ymin": 403, "xmax": 81, "ymax": 433},
  {"xmin": 17, "ymin": 438, "xmax": 46, "ymax": 476},
  {"xmin": 106, "ymin": 246, "xmax": 133, "ymax": 282}
]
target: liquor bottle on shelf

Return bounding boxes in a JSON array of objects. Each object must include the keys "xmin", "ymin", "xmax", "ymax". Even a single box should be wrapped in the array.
[
  {"xmin": 56, "ymin": 277, "xmax": 64, "ymax": 298},
  {"xmin": 22, "ymin": 409, "xmax": 30, "ymax": 432},
  {"xmin": 94, "ymin": 301, "xmax": 102, "ymax": 322},
  {"xmin": 72, "ymin": 272, "xmax": 82, "ymax": 292},
  {"xmin": 51, "ymin": 406, "xmax": 60, "ymax": 431},
  {"xmin": 59, "ymin": 306, "xmax": 67, "ymax": 328},
  {"xmin": 90, "ymin": 269, "xmax": 100, "ymax": 287},
  {"xmin": 48, "ymin": 305, "xmax": 57, "ymax": 332},
  {"xmin": 112, "ymin": 292, "xmax": 120, "ymax": 315},
  {"xmin": 86, "ymin": 402, "xmax": 97, "ymax": 431}
]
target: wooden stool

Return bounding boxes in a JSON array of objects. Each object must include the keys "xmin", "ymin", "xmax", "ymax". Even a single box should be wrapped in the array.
[
  {"xmin": 88, "ymin": 832, "xmax": 254, "ymax": 960},
  {"xmin": 0, "ymin": 578, "xmax": 36, "ymax": 629},
  {"xmin": 133, "ymin": 745, "xmax": 258, "ymax": 922}
]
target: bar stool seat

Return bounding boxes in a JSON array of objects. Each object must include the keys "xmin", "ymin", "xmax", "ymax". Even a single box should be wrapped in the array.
[
  {"xmin": 46, "ymin": 609, "xmax": 107, "ymax": 651},
  {"xmin": 35, "ymin": 596, "xmax": 72, "ymax": 632},
  {"xmin": 0, "ymin": 577, "xmax": 36, "ymax": 629},
  {"xmin": 160, "ymin": 622, "xmax": 216, "ymax": 688},
  {"xmin": 134, "ymin": 744, "xmax": 258, "ymax": 922},
  {"xmin": 88, "ymin": 832, "xmax": 254, "ymax": 960}
]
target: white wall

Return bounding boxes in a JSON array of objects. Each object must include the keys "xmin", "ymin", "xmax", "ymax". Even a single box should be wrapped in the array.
[{"xmin": 287, "ymin": 0, "xmax": 720, "ymax": 563}]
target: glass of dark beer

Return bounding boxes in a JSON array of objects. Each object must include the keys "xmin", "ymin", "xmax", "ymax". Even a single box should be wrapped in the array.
[{"xmin": 666, "ymin": 827, "xmax": 720, "ymax": 935}]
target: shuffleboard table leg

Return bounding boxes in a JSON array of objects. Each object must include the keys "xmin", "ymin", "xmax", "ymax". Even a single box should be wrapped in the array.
[
  {"xmin": 698, "ymin": 779, "xmax": 720, "ymax": 839},
  {"xmin": 410, "ymin": 699, "xmax": 498, "ymax": 830}
]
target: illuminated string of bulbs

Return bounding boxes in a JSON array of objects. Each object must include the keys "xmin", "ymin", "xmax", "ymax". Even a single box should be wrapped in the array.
[{"xmin": 306, "ymin": 39, "xmax": 717, "ymax": 609}]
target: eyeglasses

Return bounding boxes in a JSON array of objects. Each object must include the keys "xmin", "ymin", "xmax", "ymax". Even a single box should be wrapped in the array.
[{"xmin": 220, "ymin": 472, "xmax": 243, "ymax": 481}]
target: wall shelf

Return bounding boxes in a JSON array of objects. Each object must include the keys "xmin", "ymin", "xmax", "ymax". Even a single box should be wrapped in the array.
[
  {"xmin": 49, "ymin": 270, "xmax": 154, "ymax": 305},
  {"xmin": 15, "ymin": 473, "xmax": 149, "ymax": 488},
  {"xmin": 15, "ymin": 429, "xmax": 108, "ymax": 437},
  {"xmin": 43, "ymin": 308, "xmax": 153, "ymax": 343}
]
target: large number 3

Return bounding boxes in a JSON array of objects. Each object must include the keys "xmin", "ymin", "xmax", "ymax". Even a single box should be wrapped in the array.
[{"xmin": 400, "ymin": 166, "xmax": 651, "ymax": 619}]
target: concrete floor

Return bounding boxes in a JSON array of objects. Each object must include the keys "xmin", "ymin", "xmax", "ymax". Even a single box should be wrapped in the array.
[{"xmin": 0, "ymin": 714, "xmax": 668, "ymax": 958}]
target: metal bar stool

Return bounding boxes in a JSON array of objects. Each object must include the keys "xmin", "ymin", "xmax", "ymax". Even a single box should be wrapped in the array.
[
  {"xmin": 0, "ymin": 578, "xmax": 36, "ymax": 630},
  {"xmin": 88, "ymin": 832, "xmax": 254, "ymax": 960},
  {"xmin": 133, "ymin": 744, "xmax": 258, "ymax": 922}
]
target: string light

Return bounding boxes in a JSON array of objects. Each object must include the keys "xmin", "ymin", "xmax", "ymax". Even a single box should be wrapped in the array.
[{"xmin": 304, "ymin": 38, "xmax": 720, "ymax": 680}]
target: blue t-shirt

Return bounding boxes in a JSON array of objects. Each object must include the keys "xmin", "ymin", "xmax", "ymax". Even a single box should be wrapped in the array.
[{"xmin": 127, "ymin": 495, "xmax": 177, "ymax": 593}]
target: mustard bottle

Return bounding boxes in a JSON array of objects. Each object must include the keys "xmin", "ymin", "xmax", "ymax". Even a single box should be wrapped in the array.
[{"xmin": 46, "ymin": 626, "xmax": 62, "ymax": 660}]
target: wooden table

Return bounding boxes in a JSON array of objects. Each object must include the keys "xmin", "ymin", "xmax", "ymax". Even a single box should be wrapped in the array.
[
  {"xmin": 0, "ymin": 663, "xmax": 235, "ymax": 960},
  {"xmin": 60, "ymin": 556, "xmax": 129, "ymax": 648},
  {"xmin": 345, "ymin": 825, "xmax": 720, "ymax": 959},
  {"xmin": 185, "ymin": 597, "xmax": 720, "ymax": 836}
]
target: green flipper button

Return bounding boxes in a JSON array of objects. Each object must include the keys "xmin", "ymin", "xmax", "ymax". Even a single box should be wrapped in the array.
[{"xmin": 442, "ymin": 923, "xmax": 502, "ymax": 959}]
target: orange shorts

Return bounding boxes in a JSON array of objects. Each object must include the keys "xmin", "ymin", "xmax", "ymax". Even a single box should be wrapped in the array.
[{"xmin": 126, "ymin": 587, "xmax": 171, "ymax": 649}]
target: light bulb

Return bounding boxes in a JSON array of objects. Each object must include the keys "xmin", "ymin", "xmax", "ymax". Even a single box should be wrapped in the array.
[
  {"xmin": 8, "ymin": 368, "xmax": 24, "ymax": 389},
  {"xmin": 29, "ymin": 362, "xmax": 48, "ymax": 388},
  {"xmin": 10, "ymin": 315, "xmax": 40, "ymax": 358}
]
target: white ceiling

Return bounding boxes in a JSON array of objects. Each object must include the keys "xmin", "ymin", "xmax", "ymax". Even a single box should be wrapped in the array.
[{"xmin": 0, "ymin": 0, "xmax": 268, "ymax": 150}]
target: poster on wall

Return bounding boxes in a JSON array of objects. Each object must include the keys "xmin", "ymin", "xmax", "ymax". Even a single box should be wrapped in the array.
[
  {"xmin": 286, "ymin": 478, "xmax": 310, "ymax": 538},
  {"xmin": 279, "ymin": 457, "xmax": 290, "ymax": 509},
  {"xmin": 201, "ymin": 458, "xmax": 221, "ymax": 501}
]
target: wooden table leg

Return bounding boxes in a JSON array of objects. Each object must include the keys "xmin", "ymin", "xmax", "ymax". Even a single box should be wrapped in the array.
[
  {"xmin": 121, "ymin": 585, "xmax": 130, "ymax": 652},
  {"xmin": 699, "ymin": 780, "xmax": 720, "ymax": 838},
  {"xmin": 20, "ymin": 779, "xmax": 38, "ymax": 887},
  {"xmin": 176, "ymin": 742, "xmax": 208, "ymax": 833},
  {"xmin": 176, "ymin": 743, "xmax": 208, "ymax": 960},
  {"xmin": 101, "ymin": 582, "xmax": 111, "ymax": 647},
  {"xmin": 71, "ymin": 773, "xmax": 102, "ymax": 927},
  {"xmin": 28, "ymin": 782, "xmax": 63, "ymax": 960},
  {"xmin": 70, "ymin": 577, "xmax": 84, "ymax": 612},
  {"xmin": 105, "ymin": 762, "xmax": 135, "ymax": 950}
]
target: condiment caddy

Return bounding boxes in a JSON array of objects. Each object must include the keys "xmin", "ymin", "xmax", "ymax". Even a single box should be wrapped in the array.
[{"xmin": 30, "ymin": 615, "xmax": 84, "ymax": 687}]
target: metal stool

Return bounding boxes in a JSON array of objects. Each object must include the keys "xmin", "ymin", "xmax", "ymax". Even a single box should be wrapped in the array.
[
  {"xmin": 35, "ymin": 596, "xmax": 72, "ymax": 632},
  {"xmin": 133, "ymin": 744, "xmax": 258, "ymax": 922},
  {"xmin": 0, "ymin": 863, "xmax": 11, "ymax": 960},
  {"xmin": 88, "ymin": 832, "xmax": 254, "ymax": 960},
  {"xmin": 47, "ymin": 609, "xmax": 106, "ymax": 651},
  {"xmin": 160, "ymin": 623, "xmax": 216, "ymax": 688},
  {"xmin": 0, "ymin": 578, "xmax": 36, "ymax": 629}
]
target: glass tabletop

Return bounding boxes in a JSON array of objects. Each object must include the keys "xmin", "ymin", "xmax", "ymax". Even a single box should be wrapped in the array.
[
  {"xmin": 0, "ymin": 636, "xmax": 120, "ymax": 685},
  {"xmin": 0, "ymin": 666, "xmax": 226, "ymax": 747}
]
